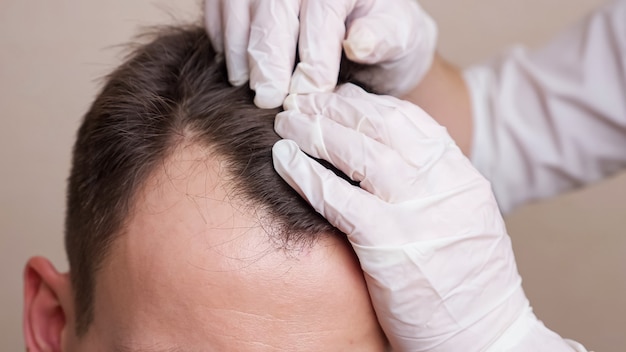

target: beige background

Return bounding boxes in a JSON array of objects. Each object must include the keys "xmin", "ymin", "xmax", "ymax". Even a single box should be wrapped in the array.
[{"xmin": 1, "ymin": 0, "xmax": 624, "ymax": 350}]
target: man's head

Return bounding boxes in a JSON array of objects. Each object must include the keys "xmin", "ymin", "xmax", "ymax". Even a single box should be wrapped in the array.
[{"xmin": 23, "ymin": 26, "xmax": 387, "ymax": 351}]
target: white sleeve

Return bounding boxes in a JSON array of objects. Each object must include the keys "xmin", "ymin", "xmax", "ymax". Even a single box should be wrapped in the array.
[{"xmin": 464, "ymin": 0, "xmax": 626, "ymax": 214}]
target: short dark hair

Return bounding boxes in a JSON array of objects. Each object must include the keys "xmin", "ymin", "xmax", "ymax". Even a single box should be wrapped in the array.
[{"xmin": 65, "ymin": 25, "xmax": 371, "ymax": 335}]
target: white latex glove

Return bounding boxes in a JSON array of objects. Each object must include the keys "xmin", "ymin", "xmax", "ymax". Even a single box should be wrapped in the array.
[
  {"xmin": 271, "ymin": 84, "xmax": 586, "ymax": 351},
  {"xmin": 204, "ymin": 0, "xmax": 437, "ymax": 109}
]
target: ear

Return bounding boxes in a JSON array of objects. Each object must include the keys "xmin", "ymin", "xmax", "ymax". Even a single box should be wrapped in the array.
[{"xmin": 23, "ymin": 257, "xmax": 73, "ymax": 352}]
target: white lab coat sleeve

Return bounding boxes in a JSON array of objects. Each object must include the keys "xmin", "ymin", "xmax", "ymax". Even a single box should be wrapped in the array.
[{"xmin": 464, "ymin": 0, "xmax": 626, "ymax": 214}]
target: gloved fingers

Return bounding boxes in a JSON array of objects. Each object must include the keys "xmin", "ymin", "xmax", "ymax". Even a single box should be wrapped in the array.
[
  {"xmin": 248, "ymin": 0, "xmax": 300, "ymax": 108},
  {"xmin": 285, "ymin": 84, "xmax": 400, "ymax": 146},
  {"xmin": 275, "ymin": 110, "xmax": 414, "ymax": 202},
  {"xmin": 284, "ymin": 84, "xmax": 449, "ymax": 150},
  {"xmin": 272, "ymin": 139, "xmax": 380, "ymax": 240},
  {"xmin": 283, "ymin": 89, "xmax": 389, "ymax": 145},
  {"xmin": 344, "ymin": 1, "xmax": 437, "ymax": 95},
  {"xmin": 344, "ymin": 1, "xmax": 434, "ymax": 65},
  {"xmin": 222, "ymin": 1, "xmax": 251, "ymax": 86},
  {"xmin": 204, "ymin": 0, "xmax": 224, "ymax": 52},
  {"xmin": 334, "ymin": 84, "xmax": 454, "ymax": 141},
  {"xmin": 290, "ymin": 0, "xmax": 357, "ymax": 94}
]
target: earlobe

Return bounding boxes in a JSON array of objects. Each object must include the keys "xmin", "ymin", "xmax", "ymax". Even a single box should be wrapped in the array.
[{"xmin": 23, "ymin": 257, "xmax": 72, "ymax": 352}]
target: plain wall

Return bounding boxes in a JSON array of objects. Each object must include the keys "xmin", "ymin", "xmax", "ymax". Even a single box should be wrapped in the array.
[{"xmin": 1, "ymin": 0, "xmax": 624, "ymax": 350}]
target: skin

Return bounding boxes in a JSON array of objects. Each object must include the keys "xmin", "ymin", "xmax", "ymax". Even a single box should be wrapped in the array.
[{"xmin": 23, "ymin": 142, "xmax": 388, "ymax": 352}]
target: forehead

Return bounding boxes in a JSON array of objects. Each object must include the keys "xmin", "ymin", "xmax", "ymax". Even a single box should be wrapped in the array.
[{"xmin": 92, "ymin": 143, "xmax": 386, "ymax": 351}]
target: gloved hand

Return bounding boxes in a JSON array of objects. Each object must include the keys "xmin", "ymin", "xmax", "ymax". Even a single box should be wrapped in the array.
[
  {"xmin": 204, "ymin": 0, "xmax": 437, "ymax": 109},
  {"xmin": 271, "ymin": 84, "xmax": 585, "ymax": 351}
]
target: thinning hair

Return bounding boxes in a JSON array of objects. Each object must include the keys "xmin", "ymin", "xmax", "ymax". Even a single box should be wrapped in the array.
[{"xmin": 65, "ymin": 25, "xmax": 371, "ymax": 335}]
